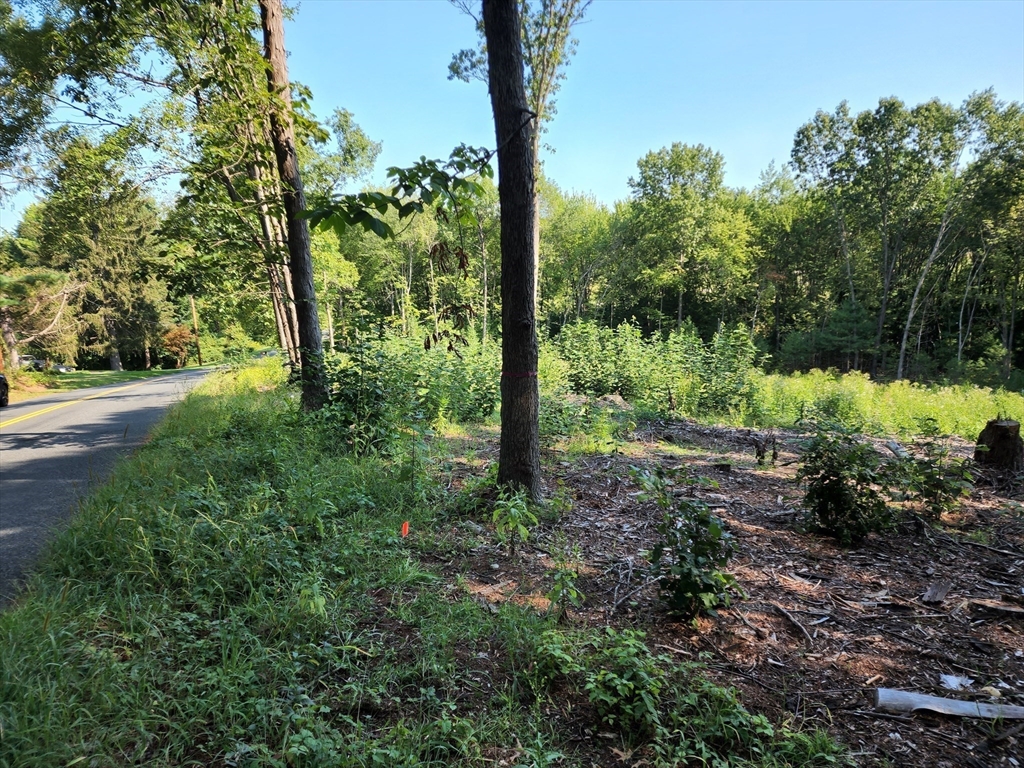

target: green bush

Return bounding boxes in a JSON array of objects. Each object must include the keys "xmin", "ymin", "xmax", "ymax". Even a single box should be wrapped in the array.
[
  {"xmin": 552, "ymin": 320, "xmax": 762, "ymax": 417},
  {"xmin": 884, "ymin": 428, "xmax": 974, "ymax": 522},
  {"xmin": 584, "ymin": 629, "xmax": 667, "ymax": 736},
  {"xmin": 317, "ymin": 340, "xmax": 410, "ymax": 454},
  {"xmin": 796, "ymin": 423, "xmax": 893, "ymax": 545},
  {"xmin": 527, "ymin": 627, "xmax": 850, "ymax": 766},
  {"xmin": 635, "ymin": 467, "xmax": 739, "ymax": 619}
]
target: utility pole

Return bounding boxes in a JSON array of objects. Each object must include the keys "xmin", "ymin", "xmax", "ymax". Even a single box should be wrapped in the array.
[{"xmin": 190, "ymin": 294, "xmax": 203, "ymax": 366}]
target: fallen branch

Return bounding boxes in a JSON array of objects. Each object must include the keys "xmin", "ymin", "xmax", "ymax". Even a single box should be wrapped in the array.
[
  {"xmin": 612, "ymin": 576, "xmax": 658, "ymax": 612},
  {"xmin": 734, "ymin": 608, "xmax": 769, "ymax": 639},
  {"xmin": 873, "ymin": 688, "xmax": 1024, "ymax": 720},
  {"xmin": 885, "ymin": 440, "xmax": 910, "ymax": 459},
  {"xmin": 772, "ymin": 603, "xmax": 813, "ymax": 647}
]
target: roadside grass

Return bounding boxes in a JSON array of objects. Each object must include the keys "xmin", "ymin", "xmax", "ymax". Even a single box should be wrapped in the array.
[
  {"xmin": 4, "ymin": 365, "xmax": 213, "ymax": 403},
  {"xmin": 0, "ymin": 360, "xmax": 848, "ymax": 767}
]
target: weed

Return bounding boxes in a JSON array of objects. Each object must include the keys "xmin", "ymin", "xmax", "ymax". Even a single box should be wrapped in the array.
[
  {"xmin": 584, "ymin": 628, "xmax": 667, "ymax": 737},
  {"xmin": 531, "ymin": 629, "xmax": 582, "ymax": 691},
  {"xmin": 545, "ymin": 542, "xmax": 584, "ymax": 619},
  {"xmin": 492, "ymin": 487, "xmax": 538, "ymax": 556}
]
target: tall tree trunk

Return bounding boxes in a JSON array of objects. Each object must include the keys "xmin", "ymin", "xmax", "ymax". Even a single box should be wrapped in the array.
[
  {"xmin": 274, "ymin": 216, "xmax": 303, "ymax": 360},
  {"xmin": 259, "ymin": 0, "xmax": 325, "ymax": 410},
  {"xmin": 873, "ymin": 229, "xmax": 893, "ymax": 377},
  {"xmin": 896, "ymin": 209, "xmax": 953, "ymax": 380},
  {"xmin": 0, "ymin": 315, "xmax": 21, "ymax": 370},
  {"xmin": 103, "ymin": 317, "xmax": 123, "ymax": 371},
  {"xmin": 531, "ymin": 130, "xmax": 542, "ymax": 325},
  {"xmin": 324, "ymin": 270, "xmax": 335, "ymax": 352},
  {"xmin": 484, "ymin": 0, "xmax": 541, "ymax": 500},
  {"xmin": 428, "ymin": 254, "xmax": 439, "ymax": 335},
  {"xmin": 1007, "ymin": 257, "xmax": 1020, "ymax": 378},
  {"xmin": 958, "ymin": 250, "xmax": 987, "ymax": 363},
  {"xmin": 266, "ymin": 264, "xmax": 294, "ymax": 363},
  {"xmin": 479, "ymin": 219, "xmax": 489, "ymax": 344},
  {"xmin": 829, "ymin": 199, "xmax": 857, "ymax": 303},
  {"xmin": 250, "ymin": 149, "xmax": 298, "ymax": 364}
]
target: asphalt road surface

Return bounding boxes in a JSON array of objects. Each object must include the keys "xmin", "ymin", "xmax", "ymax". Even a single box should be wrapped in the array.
[{"xmin": 0, "ymin": 370, "xmax": 210, "ymax": 605}]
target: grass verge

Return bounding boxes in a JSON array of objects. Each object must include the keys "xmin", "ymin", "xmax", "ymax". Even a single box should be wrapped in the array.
[{"xmin": 0, "ymin": 361, "xmax": 849, "ymax": 767}]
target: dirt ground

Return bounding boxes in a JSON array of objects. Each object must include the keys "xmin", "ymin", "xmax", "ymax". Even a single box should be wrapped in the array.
[{"xmin": 439, "ymin": 415, "xmax": 1024, "ymax": 767}]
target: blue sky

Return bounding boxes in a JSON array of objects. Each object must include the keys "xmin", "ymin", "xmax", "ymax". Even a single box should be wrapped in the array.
[
  {"xmin": 285, "ymin": 0, "xmax": 1024, "ymax": 204},
  {"xmin": 2, "ymin": 0, "xmax": 1022, "ymax": 228}
]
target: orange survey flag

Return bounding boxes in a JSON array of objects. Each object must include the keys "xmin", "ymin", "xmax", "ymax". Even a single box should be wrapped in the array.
[{"xmin": 401, "ymin": 521, "xmax": 410, "ymax": 538}]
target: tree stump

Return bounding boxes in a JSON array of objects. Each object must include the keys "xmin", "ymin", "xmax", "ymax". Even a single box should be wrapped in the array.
[{"xmin": 974, "ymin": 419, "xmax": 1024, "ymax": 473}]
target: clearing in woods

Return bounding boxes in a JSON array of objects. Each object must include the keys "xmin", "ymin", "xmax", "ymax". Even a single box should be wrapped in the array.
[{"xmin": 443, "ymin": 414, "xmax": 1024, "ymax": 767}]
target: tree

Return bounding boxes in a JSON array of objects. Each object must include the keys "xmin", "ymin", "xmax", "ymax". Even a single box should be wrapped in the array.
[
  {"xmin": 793, "ymin": 98, "xmax": 964, "ymax": 376},
  {"xmin": 300, "ymin": 108, "xmax": 381, "ymax": 206},
  {"xmin": 33, "ymin": 132, "xmax": 170, "ymax": 370},
  {"xmin": 0, "ymin": 269, "xmax": 78, "ymax": 369},
  {"xmin": 622, "ymin": 143, "xmax": 754, "ymax": 337},
  {"xmin": 451, "ymin": 0, "xmax": 590, "ymax": 316},
  {"xmin": 539, "ymin": 180, "xmax": 612, "ymax": 327},
  {"xmin": 483, "ymin": 0, "xmax": 541, "ymax": 500},
  {"xmin": 258, "ymin": 0, "xmax": 325, "ymax": 410}
]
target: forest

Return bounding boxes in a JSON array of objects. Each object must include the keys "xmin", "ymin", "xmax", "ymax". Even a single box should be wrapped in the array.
[
  {"xmin": 2, "ymin": 2, "xmax": 1024, "ymax": 767},
  {"xmin": 2, "ymin": 1, "xmax": 1022, "ymax": 390}
]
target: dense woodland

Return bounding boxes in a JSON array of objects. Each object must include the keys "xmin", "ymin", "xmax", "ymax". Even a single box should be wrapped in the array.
[{"xmin": 1, "ymin": 0, "xmax": 1023, "ymax": 389}]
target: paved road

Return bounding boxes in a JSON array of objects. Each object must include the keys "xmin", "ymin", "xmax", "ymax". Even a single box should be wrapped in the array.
[{"xmin": 0, "ymin": 371, "xmax": 210, "ymax": 605}]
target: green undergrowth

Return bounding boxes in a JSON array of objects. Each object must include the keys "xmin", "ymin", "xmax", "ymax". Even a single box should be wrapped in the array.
[
  {"xmin": 0, "ymin": 360, "xmax": 848, "ymax": 767},
  {"xmin": 547, "ymin": 320, "xmax": 1024, "ymax": 440}
]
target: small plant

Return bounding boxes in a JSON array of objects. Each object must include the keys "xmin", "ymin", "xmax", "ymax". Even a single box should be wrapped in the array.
[
  {"xmin": 492, "ymin": 487, "xmax": 537, "ymax": 555},
  {"xmin": 889, "ymin": 434, "xmax": 974, "ymax": 521},
  {"xmin": 796, "ymin": 422, "xmax": 893, "ymax": 545},
  {"xmin": 634, "ymin": 467, "xmax": 739, "ymax": 620},
  {"xmin": 584, "ymin": 628, "xmax": 667, "ymax": 736},
  {"xmin": 545, "ymin": 540, "xmax": 584, "ymax": 620},
  {"xmin": 531, "ymin": 629, "xmax": 581, "ymax": 690}
]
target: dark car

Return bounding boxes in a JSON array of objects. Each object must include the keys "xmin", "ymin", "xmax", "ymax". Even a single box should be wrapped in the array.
[{"xmin": 0, "ymin": 373, "xmax": 8, "ymax": 407}]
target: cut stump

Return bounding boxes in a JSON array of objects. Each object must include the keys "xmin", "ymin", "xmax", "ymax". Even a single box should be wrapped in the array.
[{"xmin": 974, "ymin": 419, "xmax": 1024, "ymax": 473}]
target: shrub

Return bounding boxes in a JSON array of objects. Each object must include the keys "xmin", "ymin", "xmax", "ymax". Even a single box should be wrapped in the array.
[
  {"xmin": 885, "ymin": 428, "xmax": 974, "ymax": 522},
  {"xmin": 584, "ymin": 629, "xmax": 667, "ymax": 736},
  {"xmin": 316, "ymin": 341, "xmax": 409, "ymax": 454},
  {"xmin": 634, "ymin": 467, "xmax": 739, "ymax": 620},
  {"xmin": 700, "ymin": 325, "xmax": 759, "ymax": 416},
  {"xmin": 492, "ymin": 487, "xmax": 537, "ymax": 555},
  {"xmin": 796, "ymin": 422, "xmax": 893, "ymax": 545}
]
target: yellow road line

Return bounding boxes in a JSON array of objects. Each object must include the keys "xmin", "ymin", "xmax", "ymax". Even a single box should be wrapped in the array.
[{"xmin": 0, "ymin": 379, "xmax": 159, "ymax": 429}]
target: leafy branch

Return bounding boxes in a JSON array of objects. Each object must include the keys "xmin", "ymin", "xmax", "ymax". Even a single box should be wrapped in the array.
[{"xmin": 303, "ymin": 143, "xmax": 495, "ymax": 240}]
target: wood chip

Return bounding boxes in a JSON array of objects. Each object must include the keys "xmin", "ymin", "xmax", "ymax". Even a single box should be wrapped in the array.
[{"xmin": 922, "ymin": 581, "xmax": 953, "ymax": 604}]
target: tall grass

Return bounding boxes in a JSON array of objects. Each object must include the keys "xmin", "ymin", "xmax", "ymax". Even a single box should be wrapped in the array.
[
  {"xmin": 748, "ymin": 370, "xmax": 1023, "ymax": 438},
  {"xmin": 547, "ymin": 320, "xmax": 1023, "ymax": 439}
]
